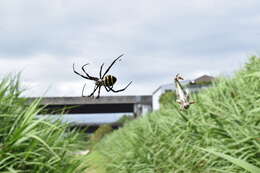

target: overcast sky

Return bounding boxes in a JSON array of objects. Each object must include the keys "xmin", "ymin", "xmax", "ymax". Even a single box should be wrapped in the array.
[{"xmin": 0, "ymin": 0, "xmax": 259, "ymax": 97}]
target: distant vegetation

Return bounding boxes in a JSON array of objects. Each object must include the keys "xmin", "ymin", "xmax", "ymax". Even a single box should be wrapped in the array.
[
  {"xmin": 159, "ymin": 90, "xmax": 176, "ymax": 108},
  {"xmin": 116, "ymin": 114, "xmax": 135, "ymax": 124},
  {"xmin": 0, "ymin": 76, "xmax": 87, "ymax": 172},
  {"xmin": 89, "ymin": 124, "xmax": 113, "ymax": 148},
  {"xmin": 88, "ymin": 115, "xmax": 135, "ymax": 149},
  {"xmin": 86, "ymin": 56, "xmax": 260, "ymax": 173}
]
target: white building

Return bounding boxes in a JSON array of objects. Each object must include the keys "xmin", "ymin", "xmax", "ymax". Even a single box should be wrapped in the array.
[
  {"xmin": 152, "ymin": 75, "xmax": 214, "ymax": 110},
  {"xmin": 152, "ymin": 83, "xmax": 174, "ymax": 110}
]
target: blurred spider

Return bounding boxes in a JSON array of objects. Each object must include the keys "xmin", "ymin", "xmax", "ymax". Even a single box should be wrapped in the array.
[
  {"xmin": 73, "ymin": 54, "xmax": 132, "ymax": 98},
  {"xmin": 175, "ymin": 73, "xmax": 195, "ymax": 109}
]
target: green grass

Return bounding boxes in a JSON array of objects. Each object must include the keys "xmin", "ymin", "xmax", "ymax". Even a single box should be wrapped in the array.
[
  {"xmin": 0, "ymin": 75, "xmax": 88, "ymax": 173},
  {"xmin": 87, "ymin": 56, "xmax": 260, "ymax": 173}
]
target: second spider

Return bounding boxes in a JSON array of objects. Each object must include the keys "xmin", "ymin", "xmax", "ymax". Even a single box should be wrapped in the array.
[{"xmin": 73, "ymin": 54, "xmax": 132, "ymax": 98}]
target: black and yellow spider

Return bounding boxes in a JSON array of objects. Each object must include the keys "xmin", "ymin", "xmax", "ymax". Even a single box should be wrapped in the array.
[{"xmin": 73, "ymin": 54, "xmax": 132, "ymax": 98}]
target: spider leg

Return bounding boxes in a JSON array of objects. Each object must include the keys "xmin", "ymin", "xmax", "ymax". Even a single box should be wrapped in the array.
[
  {"xmin": 104, "ymin": 85, "xmax": 110, "ymax": 92},
  {"xmin": 176, "ymin": 99, "xmax": 182, "ymax": 104},
  {"xmin": 82, "ymin": 83, "xmax": 87, "ymax": 97},
  {"xmin": 96, "ymin": 86, "xmax": 101, "ymax": 99},
  {"xmin": 88, "ymin": 85, "xmax": 99, "ymax": 97},
  {"xmin": 99, "ymin": 63, "xmax": 104, "ymax": 79},
  {"xmin": 108, "ymin": 81, "xmax": 132, "ymax": 93},
  {"xmin": 81, "ymin": 63, "xmax": 99, "ymax": 81},
  {"xmin": 102, "ymin": 54, "xmax": 124, "ymax": 78},
  {"xmin": 73, "ymin": 63, "xmax": 90, "ymax": 79}
]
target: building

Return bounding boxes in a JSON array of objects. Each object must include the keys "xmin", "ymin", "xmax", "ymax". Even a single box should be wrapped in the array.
[
  {"xmin": 194, "ymin": 75, "xmax": 215, "ymax": 83},
  {"xmin": 152, "ymin": 75, "xmax": 214, "ymax": 110},
  {"xmin": 152, "ymin": 83, "xmax": 174, "ymax": 110},
  {"xmin": 188, "ymin": 74, "xmax": 215, "ymax": 92}
]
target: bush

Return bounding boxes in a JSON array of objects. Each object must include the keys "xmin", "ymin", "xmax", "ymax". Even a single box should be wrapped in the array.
[{"xmin": 159, "ymin": 90, "xmax": 176, "ymax": 107}]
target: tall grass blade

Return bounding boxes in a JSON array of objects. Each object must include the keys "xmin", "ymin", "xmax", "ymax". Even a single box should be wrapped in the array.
[{"xmin": 200, "ymin": 148, "xmax": 260, "ymax": 173}]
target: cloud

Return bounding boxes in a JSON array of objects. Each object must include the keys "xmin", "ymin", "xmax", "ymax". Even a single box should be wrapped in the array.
[{"xmin": 0, "ymin": 0, "xmax": 259, "ymax": 96}]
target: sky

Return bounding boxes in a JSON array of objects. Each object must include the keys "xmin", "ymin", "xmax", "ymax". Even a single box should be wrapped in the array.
[{"xmin": 0, "ymin": 0, "xmax": 259, "ymax": 97}]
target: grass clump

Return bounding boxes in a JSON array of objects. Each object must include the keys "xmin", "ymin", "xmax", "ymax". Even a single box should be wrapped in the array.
[
  {"xmin": 0, "ymin": 75, "xmax": 87, "ymax": 173},
  {"xmin": 88, "ymin": 56, "xmax": 260, "ymax": 173},
  {"xmin": 89, "ymin": 125, "xmax": 113, "ymax": 148}
]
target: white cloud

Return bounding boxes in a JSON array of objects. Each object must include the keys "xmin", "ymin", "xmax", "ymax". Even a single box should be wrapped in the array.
[{"xmin": 0, "ymin": 0, "xmax": 259, "ymax": 97}]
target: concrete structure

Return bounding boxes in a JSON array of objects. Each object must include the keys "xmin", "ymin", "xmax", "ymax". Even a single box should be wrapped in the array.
[{"xmin": 27, "ymin": 95, "xmax": 153, "ymax": 117}]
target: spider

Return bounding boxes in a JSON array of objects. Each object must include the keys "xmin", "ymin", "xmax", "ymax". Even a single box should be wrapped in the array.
[{"xmin": 73, "ymin": 54, "xmax": 132, "ymax": 98}]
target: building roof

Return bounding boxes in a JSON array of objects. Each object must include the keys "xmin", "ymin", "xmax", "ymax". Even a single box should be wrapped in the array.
[
  {"xmin": 152, "ymin": 80, "xmax": 190, "ymax": 95},
  {"xmin": 194, "ymin": 75, "xmax": 215, "ymax": 83},
  {"xmin": 152, "ymin": 83, "xmax": 173, "ymax": 95}
]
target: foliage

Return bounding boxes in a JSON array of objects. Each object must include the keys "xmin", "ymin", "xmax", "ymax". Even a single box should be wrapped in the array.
[
  {"xmin": 89, "ymin": 125, "xmax": 113, "ymax": 147},
  {"xmin": 159, "ymin": 91, "xmax": 176, "ymax": 108},
  {"xmin": 200, "ymin": 148, "xmax": 260, "ymax": 173},
  {"xmin": 87, "ymin": 56, "xmax": 260, "ymax": 173},
  {"xmin": 0, "ymin": 75, "xmax": 87, "ymax": 173},
  {"xmin": 116, "ymin": 115, "xmax": 135, "ymax": 124}
]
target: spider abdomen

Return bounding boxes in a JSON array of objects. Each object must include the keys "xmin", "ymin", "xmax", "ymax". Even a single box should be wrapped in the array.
[{"xmin": 104, "ymin": 75, "xmax": 117, "ymax": 86}]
